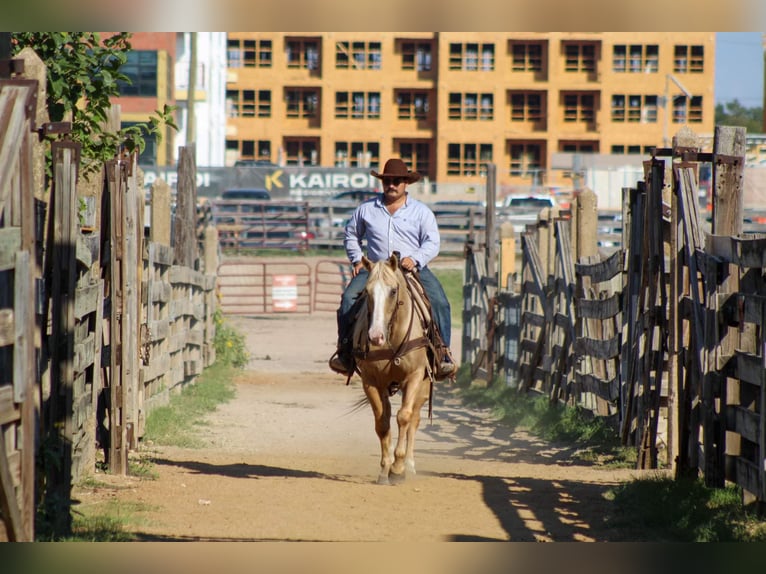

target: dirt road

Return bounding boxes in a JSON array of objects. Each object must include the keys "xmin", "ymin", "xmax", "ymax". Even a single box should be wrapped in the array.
[{"xmin": 76, "ymin": 312, "xmax": 645, "ymax": 542}]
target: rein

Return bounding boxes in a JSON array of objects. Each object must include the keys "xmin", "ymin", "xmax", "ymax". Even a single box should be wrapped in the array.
[{"xmin": 355, "ymin": 269, "xmax": 432, "ymax": 366}]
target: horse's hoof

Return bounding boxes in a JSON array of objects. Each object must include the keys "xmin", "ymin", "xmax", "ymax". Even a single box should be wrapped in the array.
[
  {"xmin": 388, "ymin": 471, "xmax": 406, "ymax": 485},
  {"xmin": 376, "ymin": 475, "xmax": 390, "ymax": 485}
]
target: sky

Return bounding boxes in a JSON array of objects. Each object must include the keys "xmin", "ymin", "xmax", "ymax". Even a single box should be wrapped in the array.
[{"xmin": 715, "ymin": 31, "xmax": 764, "ymax": 107}]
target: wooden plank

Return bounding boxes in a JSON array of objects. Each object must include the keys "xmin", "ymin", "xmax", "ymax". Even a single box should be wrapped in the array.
[
  {"xmin": 0, "ymin": 87, "xmax": 31, "ymax": 216},
  {"xmin": 0, "ymin": 386, "xmax": 20, "ymax": 425},
  {"xmin": 732, "ymin": 457, "xmax": 761, "ymax": 500},
  {"xmin": 0, "ymin": 308, "xmax": 13, "ymax": 347},
  {"xmin": 575, "ymin": 249, "xmax": 622, "ymax": 283},
  {"xmin": 725, "ymin": 405, "xmax": 760, "ymax": 445},
  {"xmin": 574, "ymin": 335, "xmax": 620, "ymax": 360},
  {"xmin": 712, "ymin": 126, "xmax": 745, "ymax": 237},
  {"xmin": 0, "ymin": 418, "xmax": 24, "ymax": 541},
  {"xmin": 12, "ymin": 251, "xmax": 30, "ymax": 403},
  {"xmin": 73, "ymin": 283, "xmax": 100, "ymax": 320},
  {"xmin": 577, "ymin": 293, "xmax": 621, "ymax": 320},
  {"xmin": 0, "ymin": 228, "xmax": 21, "ymax": 271},
  {"xmin": 734, "ymin": 352, "xmax": 764, "ymax": 387},
  {"xmin": 575, "ymin": 371, "xmax": 620, "ymax": 402}
]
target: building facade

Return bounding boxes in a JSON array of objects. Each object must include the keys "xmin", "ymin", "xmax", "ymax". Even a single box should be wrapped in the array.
[
  {"xmin": 106, "ymin": 32, "xmax": 177, "ymax": 167},
  {"xmin": 224, "ymin": 32, "xmax": 716, "ymax": 191}
]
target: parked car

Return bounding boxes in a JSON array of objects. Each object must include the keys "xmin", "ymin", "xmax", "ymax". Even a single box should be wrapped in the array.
[
  {"xmin": 220, "ymin": 188, "xmax": 271, "ymax": 201},
  {"xmin": 503, "ymin": 194, "xmax": 555, "ymax": 209},
  {"xmin": 332, "ymin": 189, "xmax": 380, "ymax": 202},
  {"xmin": 501, "ymin": 194, "xmax": 557, "ymax": 233},
  {"xmin": 234, "ymin": 159, "xmax": 279, "ymax": 168}
]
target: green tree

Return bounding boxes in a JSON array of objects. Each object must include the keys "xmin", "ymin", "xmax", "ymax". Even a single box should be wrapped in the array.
[
  {"xmin": 715, "ymin": 99, "xmax": 763, "ymax": 133},
  {"xmin": 11, "ymin": 32, "xmax": 177, "ymax": 175}
]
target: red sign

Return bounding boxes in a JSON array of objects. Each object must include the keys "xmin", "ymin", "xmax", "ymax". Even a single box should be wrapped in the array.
[{"xmin": 272, "ymin": 274, "xmax": 298, "ymax": 312}]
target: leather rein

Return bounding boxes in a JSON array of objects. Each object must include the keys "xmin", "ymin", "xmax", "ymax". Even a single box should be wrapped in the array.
[{"xmin": 354, "ymin": 271, "xmax": 432, "ymax": 368}]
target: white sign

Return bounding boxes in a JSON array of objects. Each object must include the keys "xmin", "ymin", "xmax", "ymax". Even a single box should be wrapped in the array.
[{"xmin": 272, "ymin": 274, "xmax": 298, "ymax": 312}]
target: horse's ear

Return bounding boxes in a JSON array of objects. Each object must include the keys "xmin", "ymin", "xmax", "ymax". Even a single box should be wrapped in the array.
[
  {"xmin": 388, "ymin": 253, "xmax": 399, "ymax": 270},
  {"xmin": 361, "ymin": 256, "xmax": 373, "ymax": 271}
]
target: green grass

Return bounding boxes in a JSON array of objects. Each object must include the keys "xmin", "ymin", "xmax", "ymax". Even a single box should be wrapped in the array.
[
  {"xmin": 453, "ymin": 367, "xmax": 634, "ymax": 468},
  {"xmin": 453, "ymin": 369, "xmax": 766, "ymax": 541},
  {"xmin": 606, "ymin": 476, "xmax": 766, "ymax": 541},
  {"xmin": 143, "ymin": 361, "xmax": 237, "ymax": 448},
  {"xmin": 433, "ymin": 267, "xmax": 464, "ymax": 326},
  {"xmin": 69, "ymin": 499, "xmax": 157, "ymax": 542}
]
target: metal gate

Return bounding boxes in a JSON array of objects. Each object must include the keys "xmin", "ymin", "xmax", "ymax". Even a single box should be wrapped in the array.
[{"xmin": 218, "ymin": 258, "xmax": 350, "ymax": 314}]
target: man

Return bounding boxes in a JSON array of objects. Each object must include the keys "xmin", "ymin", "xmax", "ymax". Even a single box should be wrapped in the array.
[{"xmin": 329, "ymin": 158, "xmax": 456, "ymax": 379}]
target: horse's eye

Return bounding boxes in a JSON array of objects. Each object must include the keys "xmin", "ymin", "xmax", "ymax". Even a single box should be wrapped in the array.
[{"xmin": 390, "ymin": 288, "xmax": 397, "ymax": 298}]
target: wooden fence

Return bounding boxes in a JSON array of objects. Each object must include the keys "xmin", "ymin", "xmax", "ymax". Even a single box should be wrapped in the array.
[
  {"xmin": 0, "ymin": 52, "xmax": 219, "ymax": 540},
  {"xmin": 463, "ymin": 126, "xmax": 766, "ymax": 509}
]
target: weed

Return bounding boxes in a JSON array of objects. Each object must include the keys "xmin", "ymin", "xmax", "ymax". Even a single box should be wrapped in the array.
[
  {"xmin": 144, "ymin": 361, "xmax": 236, "ymax": 447},
  {"xmin": 213, "ymin": 309, "xmax": 250, "ymax": 368}
]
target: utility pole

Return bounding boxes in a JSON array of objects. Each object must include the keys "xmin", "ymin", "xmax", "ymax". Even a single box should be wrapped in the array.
[
  {"xmin": 663, "ymin": 73, "xmax": 693, "ymax": 147},
  {"xmin": 186, "ymin": 32, "xmax": 197, "ymax": 147}
]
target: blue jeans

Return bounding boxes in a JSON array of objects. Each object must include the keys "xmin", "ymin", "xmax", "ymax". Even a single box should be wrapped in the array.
[{"xmin": 337, "ymin": 266, "xmax": 451, "ymax": 347}]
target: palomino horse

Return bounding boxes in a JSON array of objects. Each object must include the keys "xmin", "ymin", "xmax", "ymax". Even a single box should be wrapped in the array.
[{"xmin": 351, "ymin": 253, "xmax": 436, "ymax": 485}]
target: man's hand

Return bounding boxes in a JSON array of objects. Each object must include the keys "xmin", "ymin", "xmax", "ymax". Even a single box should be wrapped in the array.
[
  {"xmin": 400, "ymin": 256, "xmax": 417, "ymax": 272},
  {"xmin": 351, "ymin": 261, "xmax": 364, "ymax": 277}
]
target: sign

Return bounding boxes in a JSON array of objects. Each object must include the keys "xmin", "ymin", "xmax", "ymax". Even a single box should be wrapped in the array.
[{"xmin": 272, "ymin": 274, "xmax": 298, "ymax": 312}]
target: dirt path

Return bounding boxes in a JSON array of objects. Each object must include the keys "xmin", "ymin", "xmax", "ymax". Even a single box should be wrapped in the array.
[{"xmin": 76, "ymin": 312, "xmax": 648, "ymax": 542}]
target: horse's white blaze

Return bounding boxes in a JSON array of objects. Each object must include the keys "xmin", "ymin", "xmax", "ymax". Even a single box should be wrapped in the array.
[{"xmin": 368, "ymin": 279, "xmax": 388, "ymax": 346}]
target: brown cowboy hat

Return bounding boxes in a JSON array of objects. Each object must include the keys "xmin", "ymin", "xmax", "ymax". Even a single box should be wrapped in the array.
[{"xmin": 370, "ymin": 158, "xmax": 421, "ymax": 184}]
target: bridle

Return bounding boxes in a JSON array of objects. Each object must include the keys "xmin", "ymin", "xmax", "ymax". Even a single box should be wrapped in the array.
[{"xmin": 356, "ymin": 267, "xmax": 431, "ymax": 368}]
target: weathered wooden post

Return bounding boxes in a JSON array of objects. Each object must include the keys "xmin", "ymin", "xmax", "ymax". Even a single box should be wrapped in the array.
[
  {"xmin": 484, "ymin": 163, "xmax": 497, "ymax": 384},
  {"xmin": 574, "ymin": 188, "xmax": 598, "ymax": 262},
  {"xmin": 151, "ymin": 179, "xmax": 172, "ymax": 245},
  {"xmin": 667, "ymin": 127, "xmax": 701, "ymax": 476},
  {"xmin": 711, "ymin": 126, "xmax": 746, "ymax": 488},
  {"xmin": 499, "ymin": 222, "xmax": 515, "ymax": 290},
  {"xmin": 174, "ymin": 145, "xmax": 198, "ymax": 268}
]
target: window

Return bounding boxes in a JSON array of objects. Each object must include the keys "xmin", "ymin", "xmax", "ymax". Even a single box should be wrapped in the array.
[
  {"xmin": 508, "ymin": 142, "xmax": 543, "ymax": 177},
  {"xmin": 336, "ymin": 41, "xmax": 382, "ymax": 69},
  {"xmin": 563, "ymin": 42, "xmax": 596, "ymax": 73},
  {"xmin": 227, "ymin": 139, "xmax": 272, "ymax": 162},
  {"xmin": 449, "ymin": 43, "xmax": 495, "ymax": 71},
  {"xmin": 401, "ymin": 41, "xmax": 432, "ymax": 71},
  {"xmin": 448, "ymin": 92, "xmax": 493, "ymax": 120},
  {"xmin": 674, "ymin": 45, "xmax": 704, "ymax": 73},
  {"xmin": 284, "ymin": 138, "xmax": 319, "ymax": 166},
  {"xmin": 118, "ymin": 50, "xmax": 158, "ymax": 97},
  {"xmin": 397, "ymin": 141, "xmax": 431, "ymax": 176},
  {"xmin": 559, "ymin": 141, "xmax": 598, "ymax": 153},
  {"xmin": 226, "ymin": 89, "xmax": 271, "ymax": 118},
  {"xmin": 612, "ymin": 45, "xmax": 626, "ymax": 72},
  {"xmin": 613, "ymin": 44, "xmax": 658, "ymax": 73},
  {"xmin": 673, "ymin": 95, "xmax": 703, "ymax": 123},
  {"xmin": 285, "ymin": 88, "xmax": 319, "ymax": 119},
  {"xmin": 286, "ymin": 39, "xmax": 320, "ymax": 70},
  {"xmin": 124, "ymin": 121, "xmax": 156, "ymax": 163},
  {"xmin": 447, "ymin": 143, "xmax": 493, "ymax": 176},
  {"xmin": 563, "ymin": 93, "xmax": 596, "ymax": 123},
  {"xmin": 395, "ymin": 90, "xmax": 430, "ymax": 120},
  {"xmin": 227, "ymin": 38, "xmax": 272, "ymax": 68},
  {"xmin": 611, "ymin": 94, "xmax": 657, "ymax": 123},
  {"xmin": 335, "ymin": 141, "xmax": 379, "ymax": 167},
  {"xmin": 611, "ymin": 145, "xmax": 644, "ymax": 155},
  {"xmin": 335, "ymin": 91, "xmax": 380, "ymax": 119},
  {"xmin": 510, "ymin": 92, "xmax": 544, "ymax": 122},
  {"xmin": 510, "ymin": 41, "xmax": 543, "ymax": 72}
]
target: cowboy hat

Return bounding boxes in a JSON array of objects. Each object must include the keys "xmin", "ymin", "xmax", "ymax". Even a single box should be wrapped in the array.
[{"xmin": 370, "ymin": 158, "xmax": 421, "ymax": 184}]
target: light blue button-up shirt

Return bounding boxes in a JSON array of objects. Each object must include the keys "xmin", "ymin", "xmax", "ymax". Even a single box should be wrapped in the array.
[{"xmin": 344, "ymin": 194, "xmax": 440, "ymax": 269}]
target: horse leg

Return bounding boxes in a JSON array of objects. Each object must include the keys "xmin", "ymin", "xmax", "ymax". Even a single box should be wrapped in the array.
[
  {"xmin": 390, "ymin": 374, "xmax": 426, "ymax": 482},
  {"xmin": 404, "ymin": 388, "xmax": 428, "ymax": 477},
  {"xmin": 363, "ymin": 382, "xmax": 392, "ymax": 484}
]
